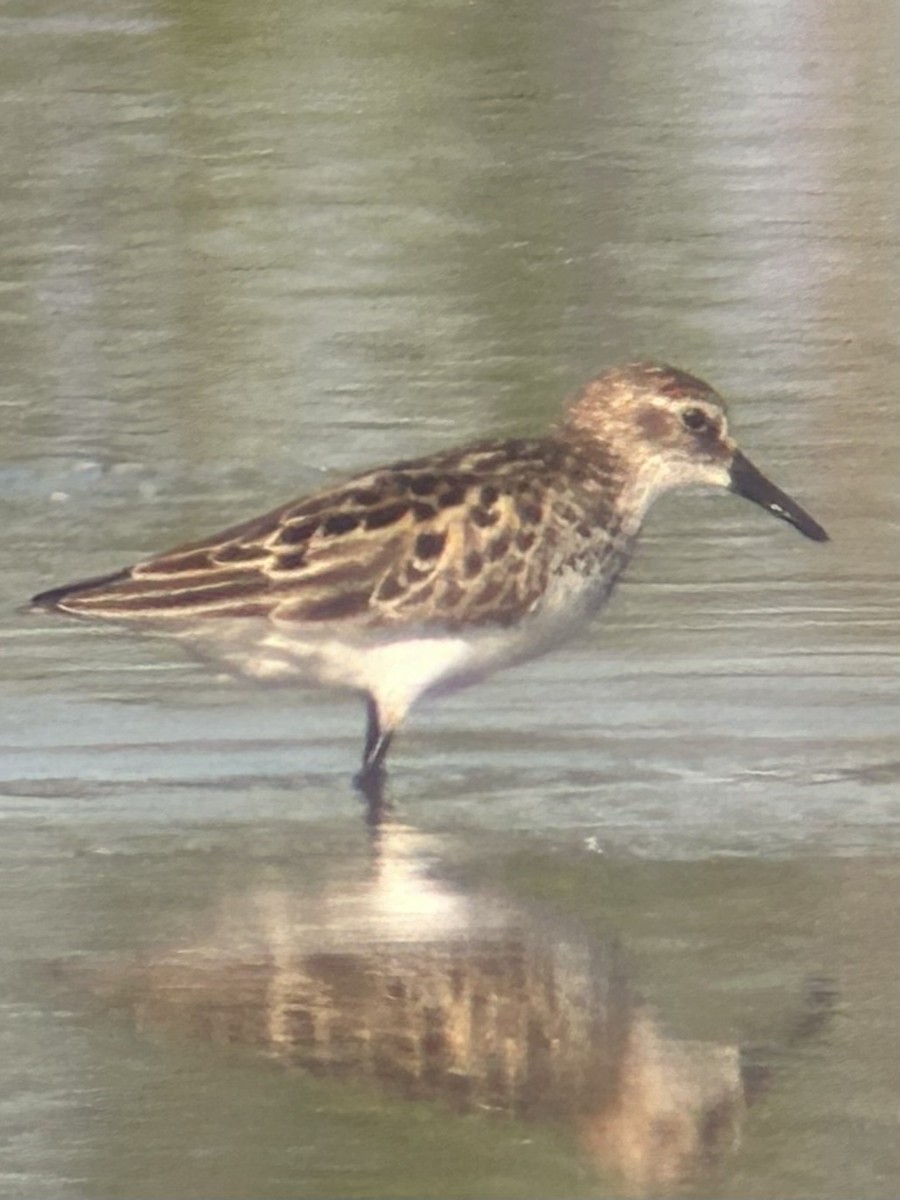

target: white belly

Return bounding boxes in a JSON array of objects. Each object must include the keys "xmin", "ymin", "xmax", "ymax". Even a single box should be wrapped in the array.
[{"xmin": 168, "ymin": 562, "xmax": 620, "ymax": 726}]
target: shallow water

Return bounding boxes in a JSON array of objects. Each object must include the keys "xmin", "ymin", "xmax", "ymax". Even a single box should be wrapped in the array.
[{"xmin": 2, "ymin": 0, "xmax": 899, "ymax": 1196}]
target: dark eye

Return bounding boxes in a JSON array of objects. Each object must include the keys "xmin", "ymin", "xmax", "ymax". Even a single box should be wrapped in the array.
[{"xmin": 681, "ymin": 407, "xmax": 709, "ymax": 432}]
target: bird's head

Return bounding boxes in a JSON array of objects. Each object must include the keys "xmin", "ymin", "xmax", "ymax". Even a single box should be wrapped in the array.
[{"xmin": 563, "ymin": 362, "xmax": 828, "ymax": 541}]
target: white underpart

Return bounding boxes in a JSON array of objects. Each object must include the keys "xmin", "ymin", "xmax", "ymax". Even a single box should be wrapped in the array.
[{"xmin": 171, "ymin": 558, "xmax": 628, "ymax": 731}]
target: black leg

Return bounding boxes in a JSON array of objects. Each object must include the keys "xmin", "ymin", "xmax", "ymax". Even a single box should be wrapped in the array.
[
  {"xmin": 354, "ymin": 696, "xmax": 394, "ymax": 824},
  {"xmin": 356, "ymin": 764, "xmax": 390, "ymax": 825},
  {"xmin": 360, "ymin": 695, "xmax": 393, "ymax": 774},
  {"xmin": 362, "ymin": 695, "xmax": 381, "ymax": 763}
]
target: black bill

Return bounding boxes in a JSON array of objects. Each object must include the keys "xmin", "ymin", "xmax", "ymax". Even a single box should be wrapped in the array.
[{"xmin": 729, "ymin": 450, "xmax": 829, "ymax": 542}]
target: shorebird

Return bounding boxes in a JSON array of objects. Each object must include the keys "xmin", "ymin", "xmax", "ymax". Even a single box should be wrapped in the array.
[{"xmin": 30, "ymin": 363, "xmax": 827, "ymax": 800}]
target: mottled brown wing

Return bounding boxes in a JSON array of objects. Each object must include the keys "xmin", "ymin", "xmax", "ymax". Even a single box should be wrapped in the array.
[
  {"xmin": 31, "ymin": 438, "xmax": 592, "ymax": 629},
  {"xmin": 362, "ymin": 475, "xmax": 571, "ymax": 629}
]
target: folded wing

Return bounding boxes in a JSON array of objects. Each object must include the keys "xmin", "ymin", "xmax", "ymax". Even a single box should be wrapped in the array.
[{"xmin": 30, "ymin": 439, "xmax": 597, "ymax": 630}]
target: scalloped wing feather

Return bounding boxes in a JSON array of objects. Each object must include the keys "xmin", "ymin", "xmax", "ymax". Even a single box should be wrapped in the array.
[{"xmin": 32, "ymin": 437, "xmax": 623, "ymax": 630}]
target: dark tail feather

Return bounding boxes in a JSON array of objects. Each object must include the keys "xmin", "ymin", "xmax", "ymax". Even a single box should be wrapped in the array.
[{"xmin": 27, "ymin": 568, "xmax": 132, "ymax": 614}]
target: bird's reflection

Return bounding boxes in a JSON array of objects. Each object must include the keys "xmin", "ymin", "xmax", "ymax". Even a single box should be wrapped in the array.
[{"xmin": 67, "ymin": 819, "xmax": 833, "ymax": 1193}]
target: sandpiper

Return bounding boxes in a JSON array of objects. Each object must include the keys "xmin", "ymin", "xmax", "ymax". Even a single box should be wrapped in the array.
[{"xmin": 30, "ymin": 363, "xmax": 828, "ymax": 797}]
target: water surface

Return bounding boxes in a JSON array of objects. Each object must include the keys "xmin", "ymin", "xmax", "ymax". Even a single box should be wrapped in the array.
[{"xmin": 1, "ymin": 0, "xmax": 899, "ymax": 1196}]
